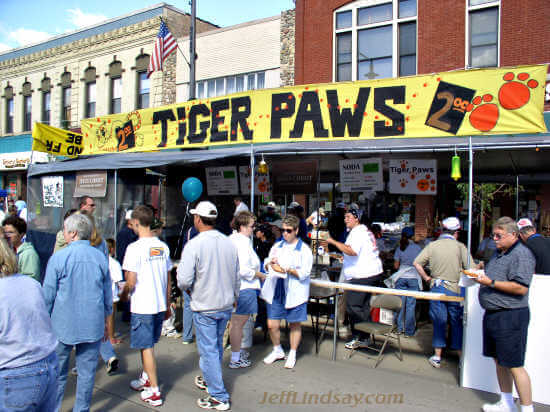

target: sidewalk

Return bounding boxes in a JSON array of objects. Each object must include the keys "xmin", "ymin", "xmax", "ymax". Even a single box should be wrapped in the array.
[{"xmin": 60, "ymin": 318, "xmax": 550, "ymax": 411}]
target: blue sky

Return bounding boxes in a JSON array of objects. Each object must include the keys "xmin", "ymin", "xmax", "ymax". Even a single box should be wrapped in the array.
[{"xmin": 0, "ymin": 0, "xmax": 295, "ymax": 52}]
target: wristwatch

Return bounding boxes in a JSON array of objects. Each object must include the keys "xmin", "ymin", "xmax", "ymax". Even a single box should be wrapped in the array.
[{"xmin": 489, "ymin": 279, "xmax": 496, "ymax": 288}]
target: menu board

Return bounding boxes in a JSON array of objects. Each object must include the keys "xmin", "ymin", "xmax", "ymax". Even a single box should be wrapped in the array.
[
  {"xmin": 339, "ymin": 158, "xmax": 383, "ymax": 192},
  {"xmin": 205, "ymin": 166, "xmax": 239, "ymax": 195}
]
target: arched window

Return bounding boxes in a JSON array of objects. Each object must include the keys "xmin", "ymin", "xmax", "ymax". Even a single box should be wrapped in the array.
[
  {"xmin": 41, "ymin": 77, "xmax": 52, "ymax": 124},
  {"xmin": 135, "ymin": 54, "xmax": 150, "ymax": 109},
  {"xmin": 84, "ymin": 67, "xmax": 97, "ymax": 118},
  {"xmin": 60, "ymin": 72, "xmax": 72, "ymax": 128},
  {"xmin": 22, "ymin": 81, "xmax": 32, "ymax": 131},
  {"xmin": 109, "ymin": 61, "xmax": 123, "ymax": 114},
  {"xmin": 4, "ymin": 85, "xmax": 14, "ymax": 133}
]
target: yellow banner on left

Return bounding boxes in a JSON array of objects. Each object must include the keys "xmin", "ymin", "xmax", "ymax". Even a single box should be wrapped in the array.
[{"xmin": 32, "ymin": 123, "xmax": 84, "ymax": 157}]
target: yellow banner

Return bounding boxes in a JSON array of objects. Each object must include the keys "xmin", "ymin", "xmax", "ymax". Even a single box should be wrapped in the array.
[
  {"xmin": 32, "ymin": 123, "xmax": 84, "ymax": 157},
  {"xmin": 80, "ymin": 65, "xmax": 546, "ymax": 155}
]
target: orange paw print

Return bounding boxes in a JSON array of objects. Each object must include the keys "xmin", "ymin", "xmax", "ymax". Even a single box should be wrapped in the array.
[
  {"xmin": 400, "ymin": 178, "xmax": 407, "ymax": 188},
  {"xmin": 466, "ymin": 94, "xmax": 499, "ymax": 132},
  {"xmin": 498, "ymin": 72, "xmax": 538, "ymax": 110}
]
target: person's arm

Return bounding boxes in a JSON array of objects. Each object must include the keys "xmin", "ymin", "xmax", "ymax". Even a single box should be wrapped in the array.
[
  {"xmin": 41, "ymin": 255, "xmax": 59, "ymax": 314},
  {"xmin": 325, "ymin": 236, "xmax": 357, "ymax": 256},
  {"xmin": 123, "ymin": 271, "xmax": 137, "ymax": 294},
  {"xmin": 474, "ymin": 273, "xmax": 529, "ymax": 295},
  {"xmin": 394, "ymin": 260, "xmax": 400, "ymax": 270},
  {"xmin": 177, "ymin": 244, "xmax": 195, "ymax": 292},
  {"xmin": 413, "ymin": 262, "xmax": 432, "ymax": 282},
  {"xmin": 413, "ymin": 247, "xmax": 432, "ymax": 282},
  {"xmin": 19, "ymin": 248, "xmax": 41, "ymax": 282}
]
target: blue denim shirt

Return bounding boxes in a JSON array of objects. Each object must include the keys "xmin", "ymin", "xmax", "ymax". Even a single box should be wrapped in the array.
[{"xmin": 42, "ymin": 240, "xmax": 112, "ymax": 345}]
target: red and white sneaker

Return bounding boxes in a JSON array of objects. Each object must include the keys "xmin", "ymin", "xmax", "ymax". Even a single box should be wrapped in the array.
[
  {"xmin": 141, "ymin": 389, "xmax": 163, "ymax": 407},
  {"xmin": 130, "ymin": 372, "xmax": 151, "ymax": 391}
]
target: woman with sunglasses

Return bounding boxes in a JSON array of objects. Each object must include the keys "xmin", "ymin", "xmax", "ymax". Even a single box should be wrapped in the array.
[
  {"xmin": 228, "ymin": 211, "xmax": 265, "ymax": 369},
  {"xmin": 261, "ymin": 215, "xmax": 313, "ymax": 369}
]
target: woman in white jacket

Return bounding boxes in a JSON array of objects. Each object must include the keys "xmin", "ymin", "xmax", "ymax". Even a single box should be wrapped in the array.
[
  {"xmin": 261, "ymin": 215, "xmax": 312, "ymax": 369},
  {"xmin": 228, "ymin": 211, "xmax": 265, "ymax": 368}
]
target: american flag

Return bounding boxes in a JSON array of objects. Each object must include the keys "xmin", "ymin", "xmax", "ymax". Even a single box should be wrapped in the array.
[{"xmin": 147, "ymin": 21, "xmax": 177, "ymax": 78}]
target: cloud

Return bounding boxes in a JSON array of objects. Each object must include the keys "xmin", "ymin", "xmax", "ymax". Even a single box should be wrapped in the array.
[
  {"xmin": 0, "ymin": 43, "xmax": 12, "ymax": 52},
  {"xmin": 8, "ymin": 28, "xmax": 52, "ymax": 47},
  {"xmin": 67, "ymin": 8, "xmax": 107, "ymax": 28}
]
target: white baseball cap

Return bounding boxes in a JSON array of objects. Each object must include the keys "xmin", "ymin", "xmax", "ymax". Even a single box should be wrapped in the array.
[
  {"xmin": 288, "ymin": 201, "xmax": 300, "ymax": 209},
  {"xmin": 267, "ymin": 201, "xmax": 276, "ymax": 208},
  {"xmin": 125, "ymin": 210, "xmax": 133, "ymax": 220},
  {"xmin": 190, "ymin": 201, "xmax": 218, "ymax": 218},
  {"xmin": 442, "ymin": 217, "xmax": 461, "ymax": 231},
  {"xmin": 517, "ymin": 218, "xmax": 534, "ymax": 230}
]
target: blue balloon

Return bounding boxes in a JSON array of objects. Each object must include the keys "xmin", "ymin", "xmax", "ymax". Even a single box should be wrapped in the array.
[{"xmin": 182, "ymin": 177, "xmax": 203, "ymax": 202}]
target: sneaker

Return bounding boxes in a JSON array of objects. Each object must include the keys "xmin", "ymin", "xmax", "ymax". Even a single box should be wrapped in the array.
[
  {"xmin": 284, "ymin": 355, "xmax": 296, "ymax": 369},
  {"xmin": 228, "ymin": 358, "xmax": 251, "ymax": 369},
  {"xmin": 428, "ymin": 355, "xmax": 441, "ymax": 368},
  {"xmin": 344, "ymin": 338, "xmax": 370, "ymax": 350},
  {"xmin": 141, "ymin": 389, "xmax": 163, "ymax": 407},
  {"xmin": 106, "ymin": 357, "xmax": 119, "ymax": 375},
  {"xmin": 197, "ymin": 395, "xmax": 230, "ymax": 410},
  {"xmin": 482, "ymin": 400, "xmax": 516, "ymax": 412},
  {"xmin": 263, "ymin": 350, "xmax": 285, "ymax": 365},
  {"xmin": 240, "ymin": 349, "xmax": 250, "ymax": 360},
  {"xmin": 195, "ymin": 375, "xmax": 208, "ymax": 391},
  {"xmin": 182, "ymin": 339, "xmax": 194, "ymax": 345},
  {"xmin": 166, "ymin": 329, "xmax": 182, "ymax": 338},
  {"xmin": 130, "ymin": 372, "xmax": 151, "ymax": 391}
]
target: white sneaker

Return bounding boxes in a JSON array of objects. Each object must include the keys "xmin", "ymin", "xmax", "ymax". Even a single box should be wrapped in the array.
[
  {"xmin": 482, "ymin": 400, "xmax": 516, "ymax": 412},
  {"xmin": 130, "ymin": 372, "xmax": 150, "ymax": 391},
  {"xmin": 141, "ymin": 389, "xmax": 163, "ymax": 407},
  {"xmin": 284, "ymin": 354, "xmax": 296, "ymax": 369},
  {"xmin": 263, "ymin": 350, "xmax": 285, "ymax": 365},
  {"xmin": 228, "ymin": 358, "xmax": 251, "ymax": 369}
]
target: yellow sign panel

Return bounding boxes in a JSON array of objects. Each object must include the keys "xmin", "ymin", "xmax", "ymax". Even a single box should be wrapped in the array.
[
  {"xmin": 77, "ymin": 65, "xmax": 547, "ymax": 155},
  {"xmin": 32, "ymin": 123, "xmax": 84, "ymax": 157}
]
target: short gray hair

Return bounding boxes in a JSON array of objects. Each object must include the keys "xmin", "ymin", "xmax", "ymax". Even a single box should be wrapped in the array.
[
  {"xmin": 64, "ymin": 213, "xmax": 92, "ymax": 240},
  {"xmin": 493, "ymin": 216, "xmax": 519, "ymax": 235}
]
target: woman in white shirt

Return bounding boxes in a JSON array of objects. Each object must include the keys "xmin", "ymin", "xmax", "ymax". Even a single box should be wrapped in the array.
[
  {"xmin": 325, "ymin": 209, "xmax": 383, "ymax": 350},
  {"xmin": 228, "ymin": 211, "xmax": 265, "ymax": 369},
  {"xmin": 261, "ymin": 215, "xmax": 313, "ymax": 369}
]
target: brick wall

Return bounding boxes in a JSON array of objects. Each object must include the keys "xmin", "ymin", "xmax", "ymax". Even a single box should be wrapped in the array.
[{"xmin": 414, "ymin": 195, "xmax": 435, "ymax": 240}]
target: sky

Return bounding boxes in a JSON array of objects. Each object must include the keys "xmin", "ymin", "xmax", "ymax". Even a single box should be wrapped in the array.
[{"xmin": 0, "ymin": 0, "xmax": 295, "ymax": 53}]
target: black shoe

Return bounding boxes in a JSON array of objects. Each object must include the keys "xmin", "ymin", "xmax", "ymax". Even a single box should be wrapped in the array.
[{"xmin": 107, "ymin": 357, "xmax": 119, "ymax": 375}]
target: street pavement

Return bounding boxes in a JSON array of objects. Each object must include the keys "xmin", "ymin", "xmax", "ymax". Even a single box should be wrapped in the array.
[{"xmin": 60, "ymin": 317, "xmax": 550, "ymax": 411}]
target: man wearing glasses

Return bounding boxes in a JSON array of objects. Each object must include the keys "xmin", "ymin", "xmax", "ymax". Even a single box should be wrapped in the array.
[
  {"xmin": 473, "ymin": 217, "xmax": 535, "ymax": 412},
  {"xmin": 79, "ymin": 196, "xmax": 96, "ymax": 213}
]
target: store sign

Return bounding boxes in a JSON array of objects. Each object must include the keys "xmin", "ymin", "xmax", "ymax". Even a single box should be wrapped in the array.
[
  {"xmin": 388, "ymin": 159, "xmax": 437, "ymax": 195},
  {"xmin": 271, "ymin": 160, "xmax": 318, "ymax": 194},
  {"xmin": 0, "ymin": 152, "xmax": 49, "ymax": 170},
  {"xmin": 73, "ymin": 65, "xmax": 546, "ymax": 155},
  {"xmin": 238, "ymin": 165, "xmax": 271, "ymax": 196},
  {"xmin": 73, "ymin": 171, "xmax": 107, "ymax": 198},
  {"xmin": 205, "ymin": 166, "xmax": 239, "ymax": 195},
  {"xmin": 339, "ymin": 158, "xmax": 383, "ymax": 192}
]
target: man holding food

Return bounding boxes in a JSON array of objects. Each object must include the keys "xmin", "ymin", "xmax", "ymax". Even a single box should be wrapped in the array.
[{"xmin": 472, "ymin": 216, "xmax": 535, "ymax": 412}]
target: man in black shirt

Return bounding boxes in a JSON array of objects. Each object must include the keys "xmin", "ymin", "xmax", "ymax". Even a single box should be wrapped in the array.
[{"xmin": 517, "ymin": 217, "xmax": 550, "ymax": 275}]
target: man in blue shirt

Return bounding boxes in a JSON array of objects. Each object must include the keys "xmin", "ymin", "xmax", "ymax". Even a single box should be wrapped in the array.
[{"xmin": 43, "ymin": 213, "xmax": 112, "ymax": 412}]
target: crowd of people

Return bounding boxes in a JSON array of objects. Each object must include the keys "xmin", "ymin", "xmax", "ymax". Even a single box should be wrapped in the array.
[{"xmin": 0, "ymin": 194, "xmax": 546, "ymax": 411}]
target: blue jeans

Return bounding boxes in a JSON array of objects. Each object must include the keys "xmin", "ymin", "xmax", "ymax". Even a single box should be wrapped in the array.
[
  {"xmin": 55, "ymin": 340, "xmax": 101, "ymax": 412},
  {"xmin": 182, "ymin": 290, "xmax": 194, "ymax": 342},
  {"xmin": 429, "ymin": 284, "xmax": 464, "ymax": 350},
  {"xmin": 0, "ymin": 351, "xmax": 58, "ymax": 412},
  {"xmin": 395, "ymin": 278, "xmax": 419, "ymax": 336},
  {"xmin": 193, "ymin": 309, "xmax": 232, "ymax": 402},
  {"xmin": 99, "ymin": 339, "xmax": 116, "ymax": 363}
]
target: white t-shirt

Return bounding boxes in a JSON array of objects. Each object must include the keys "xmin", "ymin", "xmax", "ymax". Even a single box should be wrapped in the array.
[
  {"xmin": 123, "ymin": 237, "xmax": 172, "ymax": 314},
  {"xmin": 234, "ymin": 202, "xmax": 249, "ymax": 216},
  {"xmin": 342, "ymin": 224, "xmax": 383, "ymax": 280},
  {"xmin": 229, "ymin": 232, "xmax": 261, "ymax": 290},
  {"xmin": 108, "ymin": 256, "xmax": 123, "ymax": 302}
]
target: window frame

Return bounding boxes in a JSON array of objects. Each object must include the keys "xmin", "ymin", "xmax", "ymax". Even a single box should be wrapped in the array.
[
  {"xmin": 137, "ymin": 71, "xmax": 150, "ymax": 109},
  {"xmin": 196, "ymin": 71, "xmax": 267, "ymax": 99},
  {"xmin": 110, "ymin": 76, "xmax": 122, "ymax": 114},
  {"xmin": 62, "ymin": 86, "xmax": 71, "ymax": 129},
  {"xmin": 5, "ymin": 97, "xmax": 14, "ymax": 134},
  {"xmin": 333, "ymin": 0, "xmax": 417, "ymax": 82},
  {"xmin": 23, "ymin": 94, "xmax": 32, "ymax": 132},
  {"xmin": 42, "ymin": 90, "xmax": 51, "ymax": 124},
  {"xmin": 466, "ymin": 0, "xmax": 500, "ymax": 69}
]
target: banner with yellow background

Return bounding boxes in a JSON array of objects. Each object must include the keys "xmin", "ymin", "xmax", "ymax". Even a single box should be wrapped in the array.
[{"xmin": 73, "ymin": 65, "xmax": 548, "ymax": 155}]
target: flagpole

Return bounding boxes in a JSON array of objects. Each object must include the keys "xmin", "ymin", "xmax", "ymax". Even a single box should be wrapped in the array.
[{"xmin": 189, "ymin": 0, "xmax": 197, "ymax": 101}]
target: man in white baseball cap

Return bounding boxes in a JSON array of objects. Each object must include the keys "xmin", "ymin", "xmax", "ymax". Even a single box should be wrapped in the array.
[
  {"xmin": 517, "ymin": 217, "xmax": 550, "ymax": 274},
  {"xmin": 414, "ymin": 215, "xmax": 475, "ymax": 369},
  {"xmin": 177, "ymin": 200, "xmax": 238, "ymax": 410}
]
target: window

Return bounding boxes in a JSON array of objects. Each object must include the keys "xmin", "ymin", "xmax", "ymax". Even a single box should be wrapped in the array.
[
  {"xmin": 137, "ymin": 72, "xmax": 150, "ymax": 109},
  {"xmin": 196, "ymin": 71, "xmax": 266, "ymax": 98},
  {"xmin": 41, "ymin": 77, "xmax": 51, "ymax": 124},
  {"xmin": 60, "ymin": 72, "xmax": 71, "ymax": 129},
  {"xmin": 22, "ymin": 81, "xmax": 32, "ymax": 131},
  {"xmin": 4, "ymin": 85, "xmax": 14, "ymax": 133},
  {"xmin": 334, "ymin": 0, "xmax": 417, "ymax": 81},
  {"xmin": 84, "ymin": 67, "xmax": 96, "ymax": 118},
  {"xmin": 468, "ymin": 1, "xmax": 499, "ymax": 68},
  {"xmin": 111, "ymin": 77, "xmax": 122, "ymax": 114}
]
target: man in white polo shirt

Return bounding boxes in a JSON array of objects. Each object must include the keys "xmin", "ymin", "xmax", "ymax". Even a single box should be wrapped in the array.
[{"xmin": 325, "ymin": 208, "xmax": 383, "ymax": 349}]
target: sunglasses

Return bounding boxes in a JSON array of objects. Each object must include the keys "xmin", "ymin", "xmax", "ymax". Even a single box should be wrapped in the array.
[
  {"xmin": 282, "ymin": 228, "xmax": 295, "ymax": 234},
  {"xmin": 492, "ymin": 232, "xmax": 510, "ymax": 240}
]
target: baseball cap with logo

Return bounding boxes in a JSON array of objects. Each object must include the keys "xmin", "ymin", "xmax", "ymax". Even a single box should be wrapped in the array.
[
  {"xmin": 125, "ymin": 210, "xmax": 133, "ymax": 220},
  {"xmin": 288, "ymin": 201, "xmax": 300, "ymax": 209},
  {"xmin": 190, "ymin": 201, "xmax": 218, "ymax": 218},
  {"xmin": 517, "ymin": 218, "xmax": 534, "ymax": 230},
  {"xmin": 442, "ymin": 217, "xmax": 461, "ymax": 231}
]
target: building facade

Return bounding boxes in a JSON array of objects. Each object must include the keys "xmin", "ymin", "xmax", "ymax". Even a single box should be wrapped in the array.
[{"xmin": 294, "ymin": 0, "xmax": 550, "ymax": 237}]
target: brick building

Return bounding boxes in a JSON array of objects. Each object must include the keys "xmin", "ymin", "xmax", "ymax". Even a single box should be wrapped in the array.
[{"xmin": 293, "ymin": 0, "xmax": 550, "ymax": 238}]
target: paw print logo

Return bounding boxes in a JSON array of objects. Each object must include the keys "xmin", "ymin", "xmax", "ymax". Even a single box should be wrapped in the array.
[
  {"xmin": 410, "ymin": 173, "xmax": 416, "ymax": 180},
  {"xmin": 498, "ymin": 72, "xmax": 538, "ymax": 110},
  {"xmin": 400, "ymin": 178, "xmax": 407, "ymax": 188},
  {"xmin": 466, "ymin": 94, "xmax": 499, "ymax": 132},
  {"xmin": 400, "ymin": 160, "xmax": 408, "ymax": 169}
]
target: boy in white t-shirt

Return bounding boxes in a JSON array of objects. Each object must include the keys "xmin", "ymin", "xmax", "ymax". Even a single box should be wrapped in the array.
[{"xmin": 122, "ymin": 206, "xmax": 172, "ymax": 407}]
